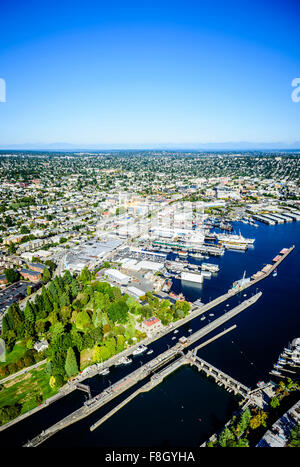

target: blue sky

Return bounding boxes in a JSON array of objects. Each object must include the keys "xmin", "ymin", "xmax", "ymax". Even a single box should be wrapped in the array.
[{"xmin": 0, "ymin": 0, "xmax": 299, "ymax": 148}]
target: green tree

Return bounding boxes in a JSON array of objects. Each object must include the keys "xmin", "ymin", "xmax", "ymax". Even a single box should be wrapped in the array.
[
  {"xmin": 42, "ymin": 267, "xmax": 51, "ymax": 282},
  {"xmin": 4, "ymin": 268, "xmax": 19, "ymax": 284},
  {"xmin": 288, "ymin": 423, "xmax": 300, "ymax": 447},
  {"xmin": 64, "ymin": 347, "xmax": 78, "ymax": 378},
  {"xmin": 20, "ymin": 225, "xmax": 30, "ymax": 234},
  {"xmin": 218, "ymin": 427, "xmax": 235, "ymax": 447},
  {"xmin": 75, "ymin": 311, "xmax": 92, "ymax": 332},
  {"xmin": 270, "ymin": 396, "xmax": 280, "ymax": 409}
]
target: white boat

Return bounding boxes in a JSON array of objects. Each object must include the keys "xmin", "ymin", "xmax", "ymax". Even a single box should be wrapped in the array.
[
  {"xmin": 188, "ymin": 329, "xmax": 192, "ymax": 332},
  {"xmin": 217, "ymin": 232, "xmax": 255, "ymax": 245},
  {"xmin": 132, "ymin": 345, "xmax": 147, "ymax": 355},
  {"xmin": 115, "ymin": 358, "xmax": 126, "ymax": 366},
  {"xmin": 209, "ymin": 313, "xmax": 214, "ymax": 317},
  {"xmin": 190, "ymin": 253, "xmax": 205, "ymax": 259},
  {"xmin": 201, "ymin": 270, "xmax": 212, "ymax": 279},
  {"xmin": 174, "ymin": 330, "xmax": 179, "ymax": 334},
  {"xmin": 146, "ymin": 349, "xmax": 153, "ymax": 355},
  {"xmin": 172, "ymin": 336, "xmax": 176, "ymax": 340},
  {"xmin": 200, "ymin": 316, "xmax": 206, "ymax": 321},
  {"xmin": 99, "ymin": 368, "xmax": 110, "ymax": 376},
  {"xmin": 123, "ymin": 357, "xmax": 132, "ymax": 364},
  {"xmin": 201, "ymin": 263, "xmax": 220, "ymax": 273}
]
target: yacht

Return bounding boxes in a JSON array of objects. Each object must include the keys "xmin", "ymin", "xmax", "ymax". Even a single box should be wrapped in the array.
[
  {"xmin": 132, "ymin": 345, "xmax": 147, "ymax": 355},
  {"xmin": 146, "ymin": 349, "xmax": 154, "ymax": 355},
  {"xmin": 189, "ymin": 253, "xmax": 205, "ymax": 259},
  {"xmin": 201, "ymin": 263, "xmax": 220, "ymax": 273},
  {"xmin": 217, "ymin": 232, "xmax": 255, "ymax": 245},
  {"xmin": 123, "ymin": 357, "xmax": 132, "ymax": 364}
]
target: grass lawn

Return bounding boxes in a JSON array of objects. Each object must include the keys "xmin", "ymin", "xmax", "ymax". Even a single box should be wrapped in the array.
[
  {"xmin": 0, "ymin": 343, "xmax": 27, "ymax": 368},
  {"xmin": 0, "ymin": 364, "xmax": 57, "ymax": 416},
  {"xmin": 80, "ymin": 348, "xmax": 94, "ymax": 370}
]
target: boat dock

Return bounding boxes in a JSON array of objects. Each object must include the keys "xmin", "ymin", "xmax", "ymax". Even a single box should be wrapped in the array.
[{"xmin": 252, "ymin": 214, "xmax": 276, "ymax": 225}]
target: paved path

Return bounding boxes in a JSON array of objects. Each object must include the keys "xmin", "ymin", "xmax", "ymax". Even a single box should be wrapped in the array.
[{"xmin": 0, "ymin": 359, "xmax": 46, "ymax": 385}]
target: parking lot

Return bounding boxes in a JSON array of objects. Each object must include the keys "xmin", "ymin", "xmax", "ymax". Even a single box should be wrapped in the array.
[
  {"xmin": 0, "ymin": 280, "xmax": 39, "ymax": 316},
  {"xmin": 112, "ymin": 246, "xmax": 167, "ymax": 264}
]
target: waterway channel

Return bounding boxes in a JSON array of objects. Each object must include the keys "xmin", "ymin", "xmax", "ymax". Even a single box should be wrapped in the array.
[{"xmin": 1, "ymin": 220, "xmax": 299, "ymax": 447}]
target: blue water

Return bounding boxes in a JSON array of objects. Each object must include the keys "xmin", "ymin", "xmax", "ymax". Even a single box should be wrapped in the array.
[{"xmin": 1, "ymin": 221, "xmax": 299, "ymax": 447}]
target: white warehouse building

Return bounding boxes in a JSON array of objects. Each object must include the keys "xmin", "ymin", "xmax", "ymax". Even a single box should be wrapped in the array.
[{"xmin": 105, "ymin": 268, "xmax": 130, "ymax": 285}]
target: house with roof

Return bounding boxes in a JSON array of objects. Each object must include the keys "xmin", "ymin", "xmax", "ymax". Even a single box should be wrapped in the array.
[
  {"xmin": 34, "ymin": 340, "xmax": 49, "ymax": 353},
  {"xmin": 140, "ymin": 316, "xmax": 162, "ymax": 336}
]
